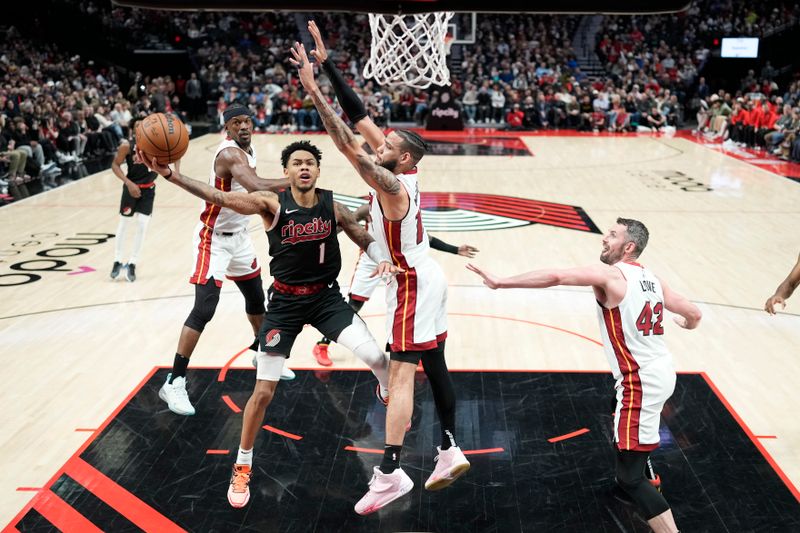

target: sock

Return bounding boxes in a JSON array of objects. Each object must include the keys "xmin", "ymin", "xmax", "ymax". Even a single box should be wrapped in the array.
[
  {"xmin": 129, "ymin": 213, "xmax": 150, "ymax": 264},
  {"xmin": 379, "ymin": 444, "xmax": 402, "ymax": 474},
  {"xmin": 114, "ymin": 216, "xmax": 130, "ymax": 262},
  {"xmin": 249, "ymin": 337, "xmax": 259, "ymax": 351},
  {"xmin": 170, "ymin": 353, "xmax": 190, "ymax": 383},
  {"xmin": 236, "ymin": 447, "xmax": 253, "ymax": 466},
  {"xmin": 442, "ymin": 429, "xmax": 457, "ymax": 451}
]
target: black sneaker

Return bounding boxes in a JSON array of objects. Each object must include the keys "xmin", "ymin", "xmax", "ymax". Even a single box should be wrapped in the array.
[
  {"xmin": 110, "ymin": 261, "xmax": 123, "ymax": 279},
  {"xmin": 125, "ymin": 263, "xmax": 136, "ymax": 282}
]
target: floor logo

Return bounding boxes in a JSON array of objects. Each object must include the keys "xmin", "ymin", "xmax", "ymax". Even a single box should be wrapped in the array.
[{"xmin": 334, "ymin": 192, "xmax": 599, "ymax": 233}]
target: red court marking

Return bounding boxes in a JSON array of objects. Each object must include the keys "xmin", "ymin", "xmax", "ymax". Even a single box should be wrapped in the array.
[
  {"xmin": 755, "ymin": 435, "xmax": 778, "ymax": 439},
  {"xmin": 701, "ymin": 372, "xmax": 799, "ymax": 503},
  {"xmin": 547, "ymin": 428, "xmax": 590, "ymax": 443},
  {"xmin": 74, "ymin": 428, "xmax": 96, "ymax": 432},
  {"xmin": 15, "ymin": 487, "xmax": 42, "ymax": 492},
  {"xmin": 4, "ymin": 367, "xmax": 160, "ymax": 532},
  {"xmin": 217, "ymin": 346, "xmax": 250, "ymax": 382},
  {"xmin": 64, "ymin": 457, "xmax": 184, "ymax": 533},
  {"xmin": 463, "ymin": 448, "xmax": 505, "ymax": 455},
  {"xmin": 263, "ymin": 425, "xmax": 303, "ymax": 441},
  {"xmin": 206, "ymin": 449, "xmax": 230, "ymax": 454},
  {"xmin": 344, "ymin": 446, "xmax": 382, "ymax": 454},
  {"xmin": 221, "ymin": 395, "xmax": 242, "ymax": 413},
  {"xmin": 344, "ymin": 446, "xmax": 504, "ymax": 455},
  {"xmin": 32, "ymin": 490, "xmax": 102, "ymax": 533}
]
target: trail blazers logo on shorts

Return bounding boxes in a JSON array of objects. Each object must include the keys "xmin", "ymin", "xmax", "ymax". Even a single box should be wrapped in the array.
[
  {"xmin": 333, "ymin": 192, "xmax": 600, "ymax": 233},
  {"xmin": 264, "ymin": 329, "xmax": 281, "ymax": 348}
]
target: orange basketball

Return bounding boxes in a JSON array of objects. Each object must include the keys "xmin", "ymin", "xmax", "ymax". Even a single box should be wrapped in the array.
[{"xmin": 135, "ymin": 113, "xmax": 189, "ymax": 165}]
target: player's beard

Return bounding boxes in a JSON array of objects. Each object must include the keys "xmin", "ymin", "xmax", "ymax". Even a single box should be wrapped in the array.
[{"xmin": 379, "ymin": 158, "xmax": 397, "ymax": 173}]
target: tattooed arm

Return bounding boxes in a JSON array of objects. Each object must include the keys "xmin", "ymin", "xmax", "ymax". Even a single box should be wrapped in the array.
[
  {"xmin": 289, "ymin": 42, "xmax": 408, "ymax": 216},
  {"xmin": 138, "ymin": 150, "xmax": 279, "ymax": 223}
]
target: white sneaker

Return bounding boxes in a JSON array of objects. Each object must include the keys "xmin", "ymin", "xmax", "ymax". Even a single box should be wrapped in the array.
[
  {"xmin": 424, "ymin": 446, "xmax": 470, "ymax": 490},
  {"xmin": 158, "ymin": 373, "xmax": 195, "ymax": 415}
]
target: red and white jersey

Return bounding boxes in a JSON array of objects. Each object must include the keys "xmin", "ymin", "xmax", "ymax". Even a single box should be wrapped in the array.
[
  {"xmin": 198, "ymin": 138, "xmax": 256, "ymax": 233},
  {"xmin": 596, "ymin": 261, "xmax": 672, "ymax": 381},
  {"xmin": 367, "ymin": 168, "xmax": 431, "ymax": 270}
]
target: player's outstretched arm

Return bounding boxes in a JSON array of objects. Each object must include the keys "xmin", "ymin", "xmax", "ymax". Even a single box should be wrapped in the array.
[
  {"xmin": 659, "ymin": 277, "xmax": 702, "ymax": 329},
  {"xmin": 429, "ymin": 235, "xmax": 479, "ymax": 257},
  {"xmin": 307, "ymin": 20, "xmax": 385, "ymax": 152},
  {"xmin": 289, "ymin": 42, "xmax": 402, "ymax": 197},
  {"xmin": 334, "ymin": 201, "xmax": 403, "ymax": 278},
  {"xmin": 140, "ymin": 151, "xmax": 278, "ymax": 216},
  {"xmin": 467, "ymin": 263, "xmax": 612, "ymax": 290},
  {"xmin": 765, "ymin": 253, "xmax": 800, "ymax": 315},
  {"xmin": 216, "ymin": 148, "xmax": 289, "ymax": 193}
]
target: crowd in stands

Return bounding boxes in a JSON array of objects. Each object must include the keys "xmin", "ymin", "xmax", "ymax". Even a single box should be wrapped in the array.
[{"xmin": 3, "ymin": 2, "xmax": 800, "ymax": 202}]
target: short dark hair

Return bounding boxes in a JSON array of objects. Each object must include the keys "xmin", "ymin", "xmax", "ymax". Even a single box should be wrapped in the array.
[
  {"xmin": 281, "ymin": 140, "xmax": 322, "ymax": 168},
  {"xmin": 617, "ymin": 217, "xmax": 649, "ymax": 258},
  {"xmin": 395, "ymin": 129, "xmax": 429, "ymax": 165},
  {"xmin": 129, "ymin": 116, "xmax": 143, "ymax": 139}
]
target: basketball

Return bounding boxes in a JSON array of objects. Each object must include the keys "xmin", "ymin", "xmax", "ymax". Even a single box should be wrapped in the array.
[{"xmin": 135, "ymin": 113, "xmax": 189, "ymax": 165}]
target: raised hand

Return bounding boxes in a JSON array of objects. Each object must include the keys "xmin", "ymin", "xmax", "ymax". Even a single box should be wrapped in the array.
[
  {"xmin": 307, "ymin": 20, "xmax": 328, "ymax": 63},
  {"xmin": 288, "ymin": 42, "xmax": 316, "ymax": 91}
]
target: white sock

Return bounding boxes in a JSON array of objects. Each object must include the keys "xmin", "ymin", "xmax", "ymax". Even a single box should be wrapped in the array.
[
  {"xmin": 114, "ymin": 216, "xmax": 130, "ymax": 262},
  {"xmin": 129, "ymin": 213, "xmax": 151, "ymax": 264},
  {"xmin": 236, "ymin": 447, "xmax": 253, "ymax": 466}
]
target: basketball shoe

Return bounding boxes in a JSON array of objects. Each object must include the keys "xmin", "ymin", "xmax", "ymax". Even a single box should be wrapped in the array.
[
  {"xmin": 313, "ymin": 342, "xmax": 332, "ymax": 366},
  {"xmin": 110, "ymin": 261, "xmax": 123, "ymax": 279},
  {"xmin": 227, "ymin": 464, "xmax": 252, "ymax": 508},
  {"xmin": 354, "ymin": 467, "xmax": 413, "ymax": 515},
  {"xmin": 424, "ymin": 446, "xmax": 470, "ymax": 490},
  {"xmin": 125, "ymin": 263, "xmax": 136, "ymax": 282},
  {"xmin": 159, "ymin": 374, "xmax": 195, "ymax": 415}
]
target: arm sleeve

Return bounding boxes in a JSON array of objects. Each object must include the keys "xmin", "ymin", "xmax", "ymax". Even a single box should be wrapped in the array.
[
  {"xmin": 320, "ymin": 58, "xmax": 368, "ymax": 123},
  {"xmin": 429, "ymin": 236, "xmax": 459, "ymax": 255}
]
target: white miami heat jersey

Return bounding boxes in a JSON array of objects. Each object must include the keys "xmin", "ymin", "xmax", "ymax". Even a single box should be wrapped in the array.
[
  {"xmin": 596, "ymin": 261, "xmax": 672, "ymax": 381},
  {"xmin": 198, "ymin": 138, "xmax": 257, "ymax": 233},
  {"xmin": 367, "ymin": 168, "xmax": 431, "ymax": 270}
]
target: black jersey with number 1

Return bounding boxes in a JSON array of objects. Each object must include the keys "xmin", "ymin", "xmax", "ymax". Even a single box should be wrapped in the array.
[{"xmin": 267, "ymin": 188, "xmax": 341, "ymax": 285}]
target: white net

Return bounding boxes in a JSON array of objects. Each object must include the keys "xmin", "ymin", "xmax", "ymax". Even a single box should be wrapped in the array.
[{"xmin": 363, "ymin": 12, "xmax": 455, "ymax": 89}]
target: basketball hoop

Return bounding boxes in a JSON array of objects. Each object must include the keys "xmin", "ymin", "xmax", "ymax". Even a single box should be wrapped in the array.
[{"xmin": 363, "ymin": 12, "xmax": 455, "ymax": 89}]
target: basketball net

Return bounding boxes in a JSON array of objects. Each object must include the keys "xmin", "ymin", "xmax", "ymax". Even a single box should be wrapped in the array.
[{"xmin": 363, "ymin": 12, "xmax": 455, "ymax": 89}]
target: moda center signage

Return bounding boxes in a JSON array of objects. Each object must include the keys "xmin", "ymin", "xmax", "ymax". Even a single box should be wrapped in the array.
[{"xmin": 426, "ymin": 92, "xmax": 464, "ymax": 131}]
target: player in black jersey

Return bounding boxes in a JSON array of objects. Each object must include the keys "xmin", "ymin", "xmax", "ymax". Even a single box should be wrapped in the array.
[
  {"xmin": 140, "ymin": 140, "xmax": 401, "ymax": 509},
  {"xmin": 109, "ymin": 116, "xmax": 177, "ymax": 282}
]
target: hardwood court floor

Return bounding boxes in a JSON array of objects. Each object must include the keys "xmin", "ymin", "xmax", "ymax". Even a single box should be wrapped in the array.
[{"xmin": 1, "ymin": 130, "xmax": 798, "ymax": 528}]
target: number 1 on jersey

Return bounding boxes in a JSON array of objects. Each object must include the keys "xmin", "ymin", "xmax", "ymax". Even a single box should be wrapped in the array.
[
  {"xmin": 636, "ymin": 301, "xmax": 664, "ymax": 336},
  {"xmin": 318, "ymin": 242, "xmax": 325, "ymax": 264}
]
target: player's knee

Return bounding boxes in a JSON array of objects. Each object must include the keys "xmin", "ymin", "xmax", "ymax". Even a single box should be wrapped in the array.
[
  {"xmin": 251, "ymin": 383, "xmax": 275, "ymax": 409},
  {"xmin": 352, "ymin": 341, "xmax": 386, "ymax": 369},
  {"xmin": 184, "ymin": 281, "xmax": 221, "ymax": 331}
]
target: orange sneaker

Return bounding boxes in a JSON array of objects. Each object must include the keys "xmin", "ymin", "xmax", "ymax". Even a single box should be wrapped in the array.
[
  {"xmin": 313, "ymin": 343, "xmax": 333, "ymax": 366},
  {"xmin": 227, "ymin": 464, "xmax": 252, "ymax": 508}
]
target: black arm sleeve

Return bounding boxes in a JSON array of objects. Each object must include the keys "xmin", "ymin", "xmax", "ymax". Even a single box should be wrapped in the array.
[
  {"xmin": 429, "ymin": 236, "xmax": 459, "ymax": 255},
  {"xmin": 320, "ymin": 58, "xmax": 368, "ymax": 123}
]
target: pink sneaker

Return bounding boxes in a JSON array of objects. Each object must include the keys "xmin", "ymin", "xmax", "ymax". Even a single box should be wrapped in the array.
[
  {"xmin": 424, "ymin": 446, "xmax": 470, "ymax": 491},
  {"xmin": 227, "ymin": 464, "xmax": 252, "ymax": 508},
  {"xmin": 354, "ymin": 466, "xmax": 413, "ymax": 515}
]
